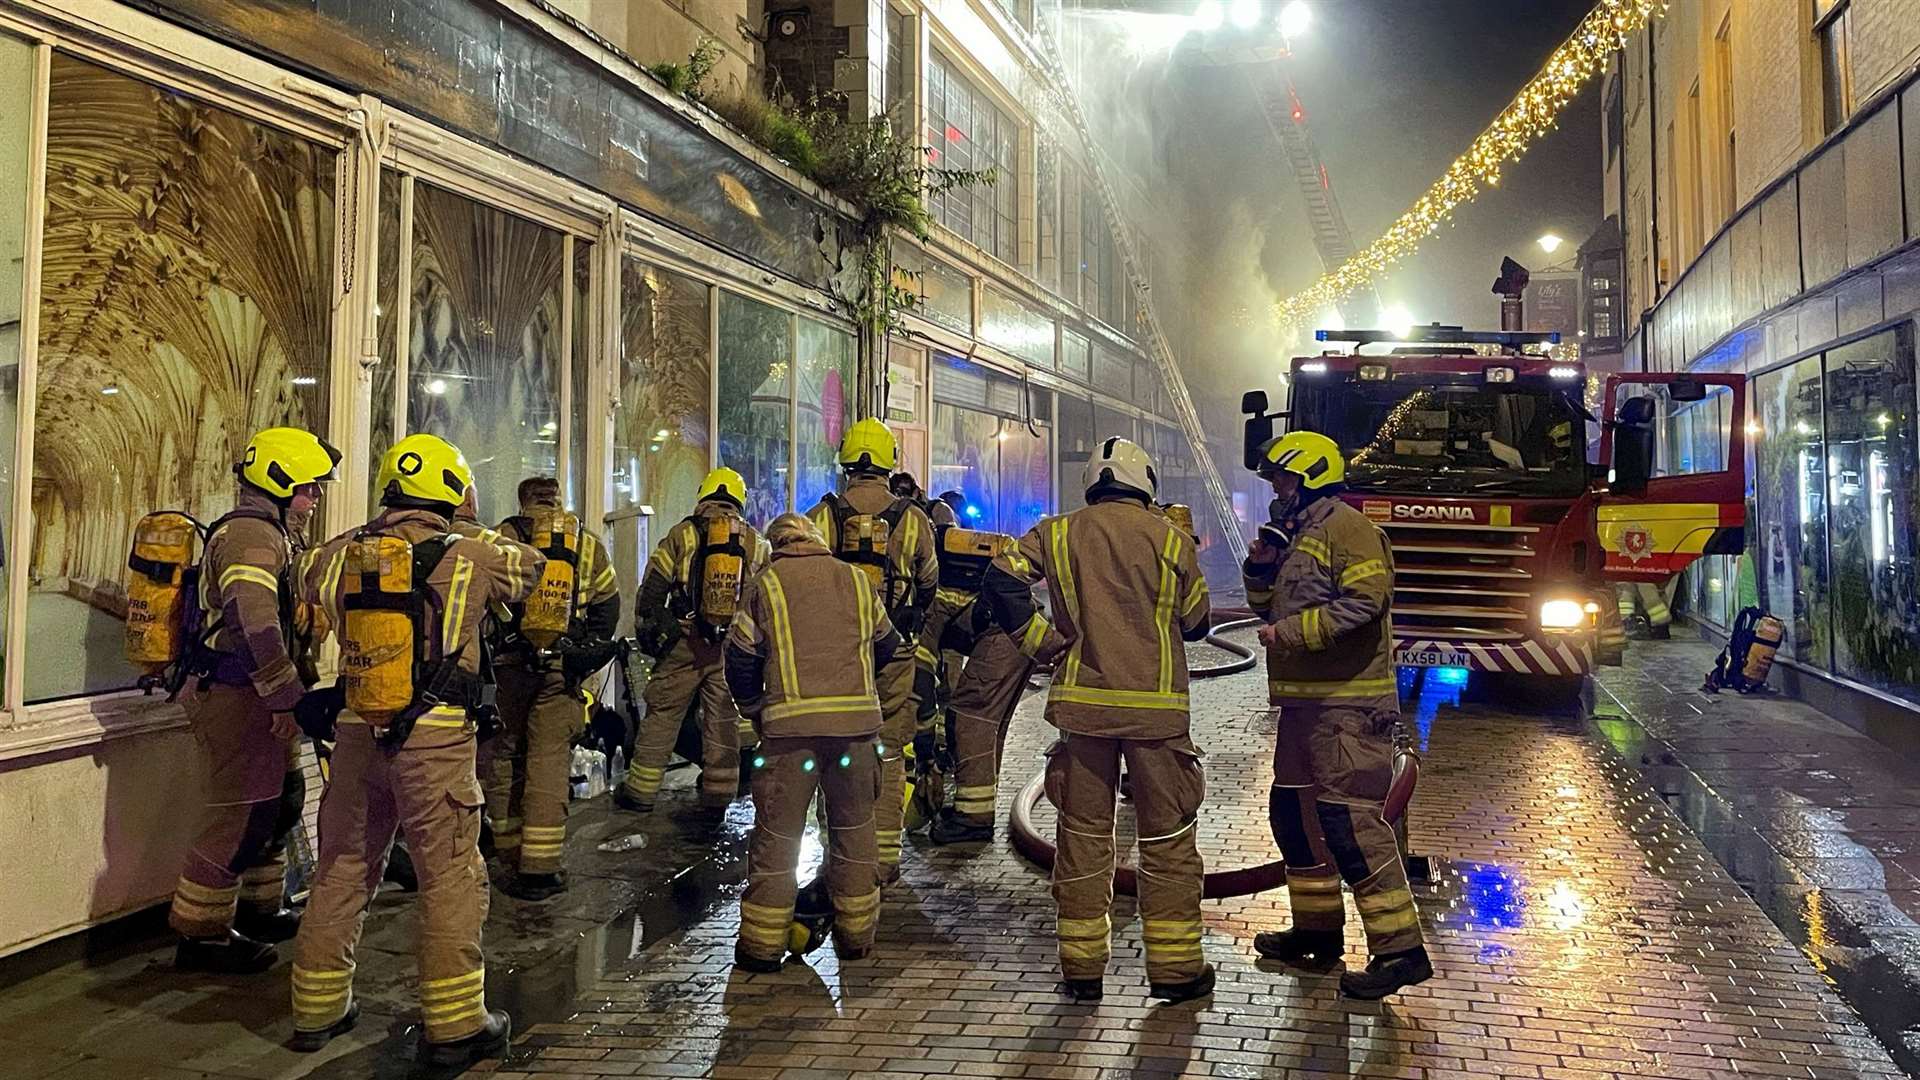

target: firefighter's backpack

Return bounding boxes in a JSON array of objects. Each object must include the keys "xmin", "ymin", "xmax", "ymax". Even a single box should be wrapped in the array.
[
  {"xmin": 935, "ymin": 524, "xmax": 1011, "ymax": 593},
  {"xmin": 826, "ymin": 494, "xmax": 911, "ymax": 610},
  {"xmin": 689, "ymin": 512, "xmax": 748, "ymax": 642},
  {"xmin": 340, "ymin": 531, "xmax": 457, "ymax": 725},
  {"xmin": 520, "ymin": 508, "xmax": 580, "ymax": 649},
  {"xmin": 125, "ymin": 511, "xmax": 205, "ymax": 671}
]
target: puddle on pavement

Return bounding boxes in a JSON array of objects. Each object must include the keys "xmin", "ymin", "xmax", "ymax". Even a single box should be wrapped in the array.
[{"xmin": 1590, "ymin": 704, "xmax": 1920, "ymax": 1075}]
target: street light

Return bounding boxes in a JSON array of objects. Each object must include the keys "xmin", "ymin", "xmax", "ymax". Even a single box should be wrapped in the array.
[
  {"xmin": 1229, "ymin": 0, "xmax": 1261, "ymax": 29},
  {"xmin": 1279, "ymin": 1, "xmax": 1312, "ymax": 38},
  {"xmin": 1194, "ymin": 0, "xmax": 1224, "ymax": 32},
  {"xmin": 1537, "ymin": 233, "xmax": 1564, "ymax": 255}
]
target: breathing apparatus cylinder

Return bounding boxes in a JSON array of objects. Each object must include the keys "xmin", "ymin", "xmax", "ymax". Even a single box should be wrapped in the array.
[
  {"xmin": 1741, "ymin": 613, "xmax": 1784, "ymax": 687},
  {"xmin": 521, "ymin": 508, "xmax": 580, "ymax": 649},
  {"xmin": 125, "ymin": 512, "xmax": 201, "ymax": 669},
  {"xmin": 694, "ymin": 515, "xmax": 748, "ymax": 640},
  {"xmin": 342, "ymin": 534, "xmax": 421, "ymax": 725}
]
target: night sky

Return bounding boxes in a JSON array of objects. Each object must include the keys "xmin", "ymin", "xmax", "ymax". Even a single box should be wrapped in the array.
[{"xmin": 1071, "ymin": 0, "xmax": 1604, "ymax": 401}]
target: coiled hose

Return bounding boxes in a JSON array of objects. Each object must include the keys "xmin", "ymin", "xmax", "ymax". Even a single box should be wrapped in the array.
[{"xmin": 1007, "ymin": 610, "xmax": 1420, "ymax": 899}]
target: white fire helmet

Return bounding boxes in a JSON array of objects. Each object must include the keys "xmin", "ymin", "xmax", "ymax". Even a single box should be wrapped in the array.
[{"xmin": 1082, "ymin": 436, "xmax": 1158, "ymax": 503}]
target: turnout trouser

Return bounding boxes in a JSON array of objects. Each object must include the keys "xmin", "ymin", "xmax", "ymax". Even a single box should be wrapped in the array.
[
  {"xmin": 1269, "ymin": 705, "xmax": 1423, "ymax": 956},
  {"xmin": 1617, "ymin": 581, "xmax": 1673, "ymax": 630},
  {"xmin": 1046, "ymin": 732, "xmax": 1207, "ymax": 984},
  {"xmin": 483, "ymin": 665, "xmax": 580, "ymax": 874},
  {"xmin": 170, "ymin": 683, "xmax": 305, "ymax": 938},
  {"xmin": 947, "ymin": 631, "xmax": 1033, "ymax": 827},
  {"xmin": 291, "ymin": 713, "xmax": 491, "ymax": 1045},
  {"xmin": 626, "ymin": 637, "xmax": 744, "ymax": 807},
  {"xmin": 873, "ymin": 657, "xmax": 916, "ymax": 874},
  {"xmin": 738, "ymin": 735, "xmax": 883, "ymax": 962}
]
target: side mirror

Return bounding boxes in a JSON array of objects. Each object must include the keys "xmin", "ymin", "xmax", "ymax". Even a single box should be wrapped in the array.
[
  {"xmin": 1244, "ymin": 413, "xmax": 1274, "ymax": 472},
  {"xmin": 1241, "ymin": 390, "xmax": 1269, "ymax": 415},
  {"xmin": 1613, "ymin": 425, "xmax": 1654, "ymax": 496},
  {"xmin": 1669, "ymin": 378, "xmax": 1707, "ymax": 403}
]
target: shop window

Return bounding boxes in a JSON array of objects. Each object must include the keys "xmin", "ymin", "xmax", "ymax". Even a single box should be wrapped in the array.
[
  {"xmin": 1057, "ymin": 392, "xmax": 1096, "ymax": 511},
  {"xmin": 1823, "ymin": 327, "xmax": 1919, "ymax": 699},
  {"xmin": 0, "ymin": 33, "xmax": 29, "ymax": 687},
  {"xmin": 928, "ymin": 356, "xmax": 1053, "ymax": 534},
  {"xmin": 1752, "ymin": 355, "xmax": 1831, "ymax": 667},
  {"xmin": 407, "ymin": 182, "xmax": 563, "ymax": 526},
  {"xmin": 717, "ymin": 291, "xmax": 794, "ymax": 523},
  {"xmin": 795, "ymin": 317, "xmax": 856, "ymax": 512},
  {"xmin": 368, "ymin": 170, "xmax": 402, "ymax": 507},
  {"xmin": 613, "ymin": 260, "xmax": 711, "ymax": 532},
  {"xmin": 30, "ymin": 54, "xmax": 335, "ymax": 702},
  {"xmin": 569, "ymin": 238, "xmax": 592, "ymax": 504},
  {"xmin": 1060, "ymin": 328, "xmax": 1092, "ymax": 383},
  {"xmin": 930, "ymin": 402, "xmax": 1003, "ymax": 528}
]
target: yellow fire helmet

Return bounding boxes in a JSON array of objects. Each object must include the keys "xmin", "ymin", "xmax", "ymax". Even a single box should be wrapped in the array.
[
  {"xmin": 238, "ymin": 427, "xmax": 341, "ymax": 500},
  {"xmin": 1258, "ymin": 430, "xmax": 1346, "ymax": 490},
  {"xmin": 766, "ymin": 512, "xmax": 824, "ymax": 550},
  {"xmin": 837, "ymin": 417, "xmax": 898, "ymax": 473},
  {"xmin": 376, "ymin": 433, "xmax": 474, "ymax": 507},
  {"xmin": 697, "ymin": 466, "xmax": 747, "ymax": 509}
]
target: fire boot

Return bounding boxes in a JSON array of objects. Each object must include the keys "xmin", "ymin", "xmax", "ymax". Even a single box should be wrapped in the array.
[
  {"xmin": 612, "ymin": 787, "xmax": 654, "ymax": 814},
  {"xmin": 1150, "ymin": 963, "xmax": 1216, "ymax": 1004},
  {"xmin": 1252, "ymin": 927, "xmax": 1344, "ymax": 971},
  {"xmin": 417, "ymin": 1009, "xmax": 512, "ymax": 1068},
  {"xmin": 1059, "ymin": 977, "xmax": 1103, "ymax": 1003},
  {"xmin": 500, "ymin": 871, "xmax": 569, "ymax": 902},
  {"xmin": 1339, "ymin": 946, "xmax": 1434, "ymax": 1000},
  {"xmin": 927, "ymin": 807, "xmax": 994, "ymax": 845},
  {"xmin": 236, "ymin": 906, "xmax": 302, "ymax": 944},
  {"xmin": 175, "ymin": 929, "xmax": 278, "ymax": 975},
  {"xmin": 288, "ymin": 999, "xmax": 360, "ymax": 1052}
]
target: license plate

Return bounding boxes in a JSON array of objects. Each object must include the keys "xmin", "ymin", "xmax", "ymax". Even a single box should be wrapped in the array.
[{"xmin": 1395, "ymin": 649, "xmax": 1471, "ymax": 668}]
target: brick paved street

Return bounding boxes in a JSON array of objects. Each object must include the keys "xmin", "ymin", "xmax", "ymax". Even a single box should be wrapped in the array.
[{"xmin": 481, "ymin": 631, "xmax": 1910, "ymax": 1080}]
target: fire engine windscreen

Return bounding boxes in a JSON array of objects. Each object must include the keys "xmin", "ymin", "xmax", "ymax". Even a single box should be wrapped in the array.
[{"xmin": 1297, "ymin": 375, "xmax": 1588, "ymax": 497}]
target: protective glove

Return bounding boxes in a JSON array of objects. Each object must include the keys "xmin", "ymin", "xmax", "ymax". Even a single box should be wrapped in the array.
[
  {"xmin": 893, "ymin": 604, "xmax": 924, "ymax": 641},
  {"xmin": 293, "ymin": 683, "xmax": 346, "ymax": 742}
]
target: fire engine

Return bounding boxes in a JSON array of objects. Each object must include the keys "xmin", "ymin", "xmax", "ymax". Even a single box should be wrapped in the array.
[{"xmin": 1242, "ymin": 323, "xmax": 1747, "ymax": 693}]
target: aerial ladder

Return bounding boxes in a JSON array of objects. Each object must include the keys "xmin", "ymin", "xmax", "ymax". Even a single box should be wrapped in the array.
[{"xmin": 1029, "ymin": 18, "xmax": 1248, "ymax": 559}]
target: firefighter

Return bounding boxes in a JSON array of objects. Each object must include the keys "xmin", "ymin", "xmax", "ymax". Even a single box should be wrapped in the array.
[
  {"xmin": 617, "ymin": 467, "xmax": 769, "ymax": 813},
  {"xmin": 486, "ymin": 476, "xmax": 621, "ymax": 901},
  {"xmin": 1244, "ymin": 431, "xmax": 1431, "ymax": 1000},
  {"xmin": 167, "ymin": 427, "xmax": 340, "ymax": 974},
  {"xmin": 1617, "ymin": 581, "xmax": 1674, "ymax": 639},
  {"xmin": 807, "ymin": 419, "xmax": 939, "ymax": 883},
  {"xmin": 288, "ymin": 434, "xmax": 544, "ymax": 1067},
  {"xmin": 725, "ymin": 513, "xmax": 901, "ymax": 971},
  {"xmin": 982, "ymin": 437, "xmax": 1214, "ymax": 1004},
  {"xmin": 911, "ymin": 525, "xmax": 1033, "ymax": 845}
]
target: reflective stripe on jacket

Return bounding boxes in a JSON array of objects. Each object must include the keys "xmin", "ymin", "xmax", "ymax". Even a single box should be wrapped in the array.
[
  {"xmin": 806, "ymin": 475, "xmax": 938, "ymax": 625},
  {"xmin": 1244, "ymin": 496, "xmax": 1398, "ymax": 710},
  {"xmin": 985, "ymin": 498, "xmax": 1210, "ymax": 740},
  {"xmin": 723, "ymin": 541, "xmax": 900, "ymax": 738}
]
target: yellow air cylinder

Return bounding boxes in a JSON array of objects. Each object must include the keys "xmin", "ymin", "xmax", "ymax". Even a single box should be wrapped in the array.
[
  {"xmin": 342, "ymin": 535, "xmax": 418, "ymax": 725},
  {"xmin": 125, "ymin": 512, "xmax": 199, "ymax": 668},
  {"xmin": 1160, "ymin": 503, "xmax": 1197, "ymax": 542},
  {"xmin": 522, "ymin": 508, "xmax": 580, "ymax": 649},
  {"xmin": 839, "ymin": 515, "xmax": 891, "ymax": 590},
  {"xmin": 698, "ymin": 517, "xmax": 745, "ymax": 628},
  {"xmin": 1743, "ymin": 615, "xmax": 1784, "ymax": 685}
]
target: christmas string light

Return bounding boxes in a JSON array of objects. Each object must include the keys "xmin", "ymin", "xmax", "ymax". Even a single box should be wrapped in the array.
[{"xmin": 1272, "ymin": 0, "xmax": 1668, "ymax": 327}]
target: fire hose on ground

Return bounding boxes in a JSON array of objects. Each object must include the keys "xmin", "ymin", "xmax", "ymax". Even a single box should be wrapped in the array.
[{"xmin": 1007, "ymin": 611, "xmax": 1421, "ymax": 899}]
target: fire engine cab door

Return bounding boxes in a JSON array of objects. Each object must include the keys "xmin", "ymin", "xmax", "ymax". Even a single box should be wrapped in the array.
[{"xmin": 1596, "ymin": 373, "xmax": 1747, "ymax": 584}]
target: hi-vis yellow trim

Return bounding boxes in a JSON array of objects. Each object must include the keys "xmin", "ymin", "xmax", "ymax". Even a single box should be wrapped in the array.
[
  {"xmin": 1595, "ymin": 503, "xmax": 1722, "ymax": 555},
  {"xmin": 763, "ymin": 570, "xmax": 801, "ymax": 699},
  {"xmin": 219, "ymin": 564, "xmax": 281, "ymax": 593},
  {"xmin": 420, "ymin": 969, "xmax": 484, "ymax": 995},
  {"xmin": 1048, "ymin": 519, "xmax": 1081, "ymax": 685},
  {"xmin": 914, "ymin": 643, "xmax": 939, "ymax": 668},
  {"xmin": 1182, "ymin": 575, "xmax": 1207, "ymax": 616},
  {"xmin": 342, "ymin": 704, "xmax": 468, "ymax": 729},
  {"xmin": 1058, "ymin": 914, "xmax": 1110, "ymax": 938},
  {"xmin": 1360, "ymin": 903, "xmax": 1419, "ymax": 934},
  {"xmin": 853, "ymin": 565, "xmax": 877, "ymax": 689},
  {"xmin": 1050, "ymin": 685, "xmax": 1190, "ymax": 711},
  {"xmin": 317, "ymin": 548, "xmax": 347, "ymax": 625},
  {"xmin": 1301, "ymin": 607, "xmax": 1327, "ymax": 652},
  {"xmin": 764, "ymin": 695, "xmax": 879, "ymax": 722},
  {"xmin": 1356, "ymin": 887, "xmax": 1415, "ymax": 915},
  {"xmin": 1002, "ymin": 551, "xmax": 1034, "ymax": 576},
  {"xmin": 1019, "ymin": 614, "xmax": 1052, "ymax": 657},
  {"xmin": 442, "ymin": 554, "xmax": 473, "ymax": 655},
  {"xmin": 1155, "ymin": 529, "xmax": 1179, "ymax": 694},
  {"xmin": 1269, "ymin": 676, "xmax": 1397, "ymax": 699},
  {"xmin": 1295, "ymin": 535, "xmax": 1330, "ymax": 567},
  {"xmin": 1340, "ymin": 559, "xmax": 1386, "ymax": 587}
]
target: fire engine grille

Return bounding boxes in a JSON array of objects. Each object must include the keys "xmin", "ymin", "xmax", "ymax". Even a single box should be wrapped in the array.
[{"xmin": 1382, "ymin": 520, "xmax": 1539, "ymax": 644}]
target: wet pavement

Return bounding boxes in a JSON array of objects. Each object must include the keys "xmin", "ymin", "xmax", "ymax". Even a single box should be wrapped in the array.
[{"xmin": 1, "ymin": 632, "xmax": 1914, "ymax": 1079}]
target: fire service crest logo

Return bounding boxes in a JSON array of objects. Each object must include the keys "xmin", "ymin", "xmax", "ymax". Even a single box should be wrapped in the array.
[{"xmin": 1619, "ymin": 524, "xmax": 1654, "ymax": 563}]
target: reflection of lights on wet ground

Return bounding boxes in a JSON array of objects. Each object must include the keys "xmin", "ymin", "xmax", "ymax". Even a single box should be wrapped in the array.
[
  {"xmin": 1457, "ymin": 862, "xmax": 1527, "ymax": 930},
  {"xmin": 1398, "ymin": 667, "xmax": 1466, "ymax": 751},
  {"xmin": 1542, "ymin": 879, "xmax": 1586, "ymax": 928},
  {"xmin": 1804, "ymin": 886, "xmax": 1829, "ymax": 974}
]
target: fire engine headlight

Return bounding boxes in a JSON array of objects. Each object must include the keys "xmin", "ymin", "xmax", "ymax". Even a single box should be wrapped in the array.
[
  {"xmin": 1358, "ymin": 363, "xmax": 1389, "ymax": 381},
  {"xmin": 1539, "ymin": 599, "xmax": 1587, "ymax": 629}
]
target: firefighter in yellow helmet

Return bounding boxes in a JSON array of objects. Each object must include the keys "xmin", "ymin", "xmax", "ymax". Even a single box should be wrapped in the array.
[
  {"xmin": 482, "ymin": 476, "xmax": 622, "ymax": 901},
  {"xmin": 617, "ymin": 467, "xmax": 770, "ymax": 813},
  {"xmin": 1244, "ymin": 430, "xmax": 1430, "ymax": 1000},
  {"xmin": 166, "ymin": 427, "xmax": 340, "ymax": 974},
  {"xmin": 727, "ymin": 513, "xmax": 901, "ymax": 971},
  {"xmin": 806, "ymin": 419, "xmax": 939, "ymax": 882},
  {"xmin": 288, "ymin": 434, "xmax": 544, "ymax": 1067},
  {"xmin": 982, "ymin": 437, "xmax": 1215, "ymax": 1004}
]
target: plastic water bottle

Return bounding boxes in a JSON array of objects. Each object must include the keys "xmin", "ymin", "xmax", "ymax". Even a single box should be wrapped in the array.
[{"xmin": 610, "ymin": 747, "xmax": 627, "ymax": 789}]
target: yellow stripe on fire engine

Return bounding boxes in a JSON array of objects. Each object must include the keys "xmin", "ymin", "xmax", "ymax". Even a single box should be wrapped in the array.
[{"xmin": 1596, "ymin": 503, "xmax": 1722, "ymax": 559}]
